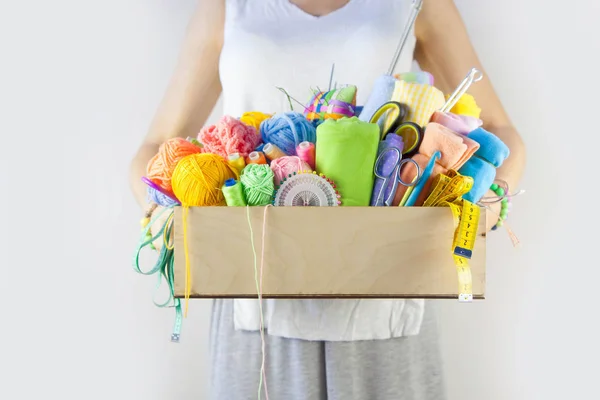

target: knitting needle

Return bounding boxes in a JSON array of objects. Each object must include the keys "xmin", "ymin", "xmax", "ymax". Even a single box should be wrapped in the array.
[
  {"xmin": 386, "ymin": 0, "xmax": 424, "ymax": 75},
  {"xmin": 275, "ymin": 87, "xmax": 307, "ymax": 111},
  {"xmin": 441, "ymin": 68, "xmax": 484, "ymax": 112},
  {"xmin": 328, "ymin": 63, "xmax": 335, "ymax": 91}
]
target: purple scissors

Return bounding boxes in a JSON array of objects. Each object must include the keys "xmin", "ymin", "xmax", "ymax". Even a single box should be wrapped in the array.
[{"xmin": 141, "ymin": 177, "xmax": 181, "ymax": 205}]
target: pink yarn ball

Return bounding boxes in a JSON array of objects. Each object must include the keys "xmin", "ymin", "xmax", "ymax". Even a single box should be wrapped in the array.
[
  {"xmin": 198, "ymin": 115, "xmax": 261, "ymax": 158},
  {"xmin": 270, "ymin": 156, "xmax": 312, "ymax": 185}
]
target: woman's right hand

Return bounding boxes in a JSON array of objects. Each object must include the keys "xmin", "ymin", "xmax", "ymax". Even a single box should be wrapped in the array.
[{"xmin": 129, "ymin": 0, "xmax": 224, "ymax": 212}]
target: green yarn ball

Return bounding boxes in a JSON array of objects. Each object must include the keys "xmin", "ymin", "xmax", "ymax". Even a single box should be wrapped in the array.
[{"xmin": 240, "ymin": 164, "xmax": 275, "ymax": 206}]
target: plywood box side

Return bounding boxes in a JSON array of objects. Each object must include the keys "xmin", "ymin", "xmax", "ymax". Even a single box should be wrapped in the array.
[{"xmin": 173, "ymin": 207, "xmax": 486, "ymax": 298}]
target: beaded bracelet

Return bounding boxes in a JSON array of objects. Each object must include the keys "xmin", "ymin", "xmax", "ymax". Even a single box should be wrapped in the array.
[{"xmin": 489, "ymin": 182, "xmax": 510, "ymax": 230}]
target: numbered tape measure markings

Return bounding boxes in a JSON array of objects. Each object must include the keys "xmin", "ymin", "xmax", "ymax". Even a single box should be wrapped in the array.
[
  {"xmin": 454, "ymin": 200, "xmax": 479, "ymax": 257},
  {"xmin": 442, "ymin": 200, "xmax": 479, "ymax": 302},
  {"xmin": 423, "ymin": 174, "xmax": 452, "ymax": 207},
  {"xmin": 424, "ymin": 172, "xmax": 473, "ymax": 207},
  {"xmin": 440, "ymin": 175, "xmax": 473, "ymax": 204},
  {"xmin": 454, "ymin": 209, "xmax": 478, "ymax": 258}
]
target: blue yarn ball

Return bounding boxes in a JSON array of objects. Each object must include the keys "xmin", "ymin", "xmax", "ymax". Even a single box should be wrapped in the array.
[
  {"xmin": 259, "ymin": 112, "xmax": 316, "ymax": 156},
  {"xmin": 147, "ymin": 186, "xmax": 178, "ymax": 207}
]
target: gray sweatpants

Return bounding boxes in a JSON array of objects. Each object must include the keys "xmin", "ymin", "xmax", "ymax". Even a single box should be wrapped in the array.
[{"xmin": 209, "ymin": 299, "xmax": 446, "ymax": 400}]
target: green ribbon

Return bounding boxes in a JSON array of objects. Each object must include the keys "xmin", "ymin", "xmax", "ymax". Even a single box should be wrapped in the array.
[{"xmin": 133, "ymin": 206, "xmax": 182, "ymax": 343}]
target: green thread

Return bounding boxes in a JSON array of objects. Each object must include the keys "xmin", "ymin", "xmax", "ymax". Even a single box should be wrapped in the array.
[
  {"xmin": 245, "ymin": 206, "xmax": 265, "ymax": 399},
  {"xmin": 222, "ymin": 179, "xmax": 248, "ymax": 206}
]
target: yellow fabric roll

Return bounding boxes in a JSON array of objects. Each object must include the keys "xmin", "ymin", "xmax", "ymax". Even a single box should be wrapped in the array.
[
  {"xmin": 447, "ymin": 93, "xmax": 481, "ymax": 118},
  {"xmin": 387, "ymin": 80, "xmax": 445, "ymax": 127}
]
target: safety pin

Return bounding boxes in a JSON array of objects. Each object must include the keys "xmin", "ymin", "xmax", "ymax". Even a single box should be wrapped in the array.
[
  {"xmin": 441, "ymin": 68, "xmax": 484, "ymax": 112},
  {"xmin": 387, "ymin": 0, "xmax": 424, "ymax": 75}
]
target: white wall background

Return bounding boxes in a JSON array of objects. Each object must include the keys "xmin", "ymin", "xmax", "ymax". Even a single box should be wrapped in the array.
[{"xmin": 1, "ymin": 1, "xmax": 598, "ymax": 399}]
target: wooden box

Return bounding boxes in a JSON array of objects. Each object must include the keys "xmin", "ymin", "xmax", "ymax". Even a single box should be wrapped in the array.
[{"xmin": 173, "ymin": 207, "xmax": 486, "ymax": 299}]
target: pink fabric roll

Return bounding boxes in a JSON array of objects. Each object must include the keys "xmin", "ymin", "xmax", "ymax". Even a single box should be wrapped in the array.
[
  {"xmin": 419, "ymin": 123, "xmax": 480, "ymax": 170},
  {"xmin": 391, "ymin": 123, "xmax": 480, "ymax": 206},
  {"xmin": 430, "ymin": 111, "xmax": 483, "ymax": 135}
]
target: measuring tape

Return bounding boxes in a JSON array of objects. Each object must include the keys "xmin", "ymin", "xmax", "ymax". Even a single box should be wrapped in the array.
[
  {"xmin": 423, "ymin": 169, "xmax": 473, "ymax": 207},
  {"xmin": 133, "ymin": 206, "xmax": 183, "ymax": 342},
  {"xmin": 423, "ymin": 171, "xmax": 480, "ymax": 302}
]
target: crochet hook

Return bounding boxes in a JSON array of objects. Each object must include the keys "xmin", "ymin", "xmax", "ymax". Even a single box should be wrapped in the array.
[{"xmin": 441, "ymin": 68, "xmax": 484, "ymax": 112}]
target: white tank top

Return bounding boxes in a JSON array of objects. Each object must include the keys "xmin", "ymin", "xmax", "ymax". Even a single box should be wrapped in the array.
[{"xmin": 219, "ymin": 0, "xmax": 425, "ymax": 341}]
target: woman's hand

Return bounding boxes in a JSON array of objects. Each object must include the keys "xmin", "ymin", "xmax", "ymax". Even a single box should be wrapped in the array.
[{"xmin": 129, "ymin": 0, "xmax": 224, "ymax": 209}]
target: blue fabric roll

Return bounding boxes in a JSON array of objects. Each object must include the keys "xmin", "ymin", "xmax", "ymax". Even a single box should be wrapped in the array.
[
  {"xmin": 358, "ymin": 75, "xmax": 397, "ymax": 122},
  {"xmin": 467, "ymin": 127, "xmax": 510, "ymax": 168},
  {"xmin": 459, "ymin": 156, "xmax": 496, "ymax": 203}
]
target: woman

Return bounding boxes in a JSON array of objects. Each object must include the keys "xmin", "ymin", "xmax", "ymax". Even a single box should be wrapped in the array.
[{"xmin": 130, "ymin": 0, "xmax": 526, "ymax": 398}]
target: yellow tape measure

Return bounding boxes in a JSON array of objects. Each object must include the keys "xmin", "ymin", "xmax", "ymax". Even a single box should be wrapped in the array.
[
  {"xmin": 423, "ymin": 170, "xmax": 473, "ymax": 207},
  {"xmin": 424, "ymin": 171, "xmax": 480, "ymax": 302}
]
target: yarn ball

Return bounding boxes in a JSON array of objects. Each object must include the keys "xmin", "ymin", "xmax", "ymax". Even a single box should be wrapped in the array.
[
  {"xmin": 270, "ymin": 156, "xmax": 311, "ymax": 185},
  {"xmin": 147, "ymin": 186, "xmax": 178, "ymax": 207},
  {"xmin": 447, "ymin": 93, "xmax": 482, "ymax": 119},
  {"xmin": 171, "ymin": 153, "xmax": 239, "ymax": 207},
  {"xmin": 259, "ymin": 112, "xmax": 316, "ymax": 156},
  {"xmin": 240, "ymin": 111, "xmax": 272, "ymax": 131},
  {"xmin": 304, "ymin": 86, "xmax": 357, "ymax": 121},
  {"xmin": 240, "ymin": 164, "xmax": 275, "ymax": 206},
  {"xmin": 198, "ymin": 115, "xmax": 261, "ymax": 158},
  {"xmin": 146, "ymin": 137, "xmax": 202, "ymax": 193}
]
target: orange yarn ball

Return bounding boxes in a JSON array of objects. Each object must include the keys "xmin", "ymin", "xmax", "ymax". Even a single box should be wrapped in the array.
[
  {"xmin": 146, "ymin": 138, "xmax": 202, "ymax": 193},
  {"xmin": 171, "ymin": 153, "xmax": 239, "ymax": 206}
]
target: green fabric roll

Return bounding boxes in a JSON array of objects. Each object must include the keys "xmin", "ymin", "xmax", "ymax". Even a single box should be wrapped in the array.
[{"xmin": 316, "ymin": 117, "xmax": 380, "ymax": 206}]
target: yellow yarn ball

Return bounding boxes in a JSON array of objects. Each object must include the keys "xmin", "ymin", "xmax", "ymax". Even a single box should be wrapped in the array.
[
  {"xmin": 171, "ymin": 153, "xmax": 239, "ymax": 206},
  {"xmin": 447, "ymin": 93, "xmax": 481, "ymax": 119},
  {"xmin": 240, "ymin": 111, "xmax": 272, "ymax": 132}
]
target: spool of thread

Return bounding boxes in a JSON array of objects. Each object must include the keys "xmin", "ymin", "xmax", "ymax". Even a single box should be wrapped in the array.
[
  {"xmin": 198, "ymin": 115, "xmax": 261, "ymax": 158},
  {"xmin": 147, "ymin": 186, "xmax": 179, "ymax": 208},
  {"xmin": 171, "ymin": 153, "xmax": 239, "ymax": 206},
  {"xmin": 240, "ymin": 164, "xmax": 275, "ymax": 206},
  {"xmin": 146, "ymin": 137, "xmax": 202, "ymax": 193},
  {"xmin": 260, "ymin": 112, "xmax": 316, "ymax": 155},
  {"xmin": 263, "ymin": 143, "xmax": 287, "ymax": 161},
  {"xmin": 240, "ymin": 111, "xmax": 272, "ymax": 131},
  {"xmin": 227, "ymin": 153, "xmax": 246, "ymax": 173},
  {"xmin": 270, "ymin": 156, "xmax": 312, "ymax": 184},
  {"xmin": 222, "ymin": 178, "xmax": 247, "ymax": 206},
  {"xmin": 296, "ymin": 141, "xmax": 316, "ymax": 170},
  {"xmin": 246, "ymin": 151, "xmax": 267, "ymax": 165}
]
